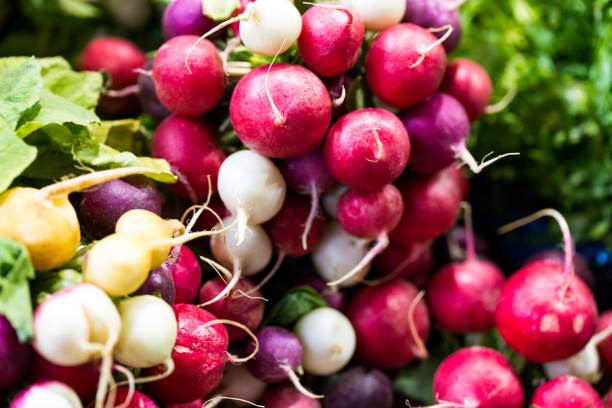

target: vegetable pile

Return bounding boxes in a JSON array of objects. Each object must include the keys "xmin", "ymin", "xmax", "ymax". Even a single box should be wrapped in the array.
[{"xmin": 0, "ymin": 1, "xmax": 610, "ymax": 407}]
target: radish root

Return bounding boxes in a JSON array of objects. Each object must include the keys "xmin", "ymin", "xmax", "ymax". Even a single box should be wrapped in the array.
[
  {"xmin": 280, "ymin": 364, "xmax": 324, "ymax": 399},
  {"xmin": 484, "ymin": 85, "xmax": 517, "ymax": 114},
  {"xmin": 248, "ymin": 251, "xmax": 286, "ymax": 294},
  {"xmin": 198, "ymin": 259, "xmax": 242, "ymax": 306},
  {"xmin": 116, "ymin": 358, "xmax": 176, "ymax": 387},
  {"xmin": 408, "ymin": 290, "xmax": 428, "ymax": 359},
  {"xmin": 452, "ymin": 145, "xmax": 519, "ymax": 174},
  {"xmin": 109, "ymin": 364, "xmax": 135, "ymax": 408},
  {"xmin": 363, "ymin": 241, "xmax": 431, "ymax": 286},
  {"xmin": 104, "ymin": 84, "xmax": 140, "ymax": 98},
  {"xmin": 265, "ymin": 39, "xmax": 287, "ymax": 126},
  {"xmin": 133, "ymin": 68, "xmax": 152, "ymax": 77},
  {"xmin": 236, "ymin": 207, "xmax": 249, "ymax": 246},
  {"xmin": 410, "ymin": 25, "xmax": 453, "ymax": 68},
  {"xmin": 302, "ymin": 181, "xmax": 320, "ymax": 250},
  {"xmin": 331, "ymin": 85, "xmax": 346, "ymax": 108},
  {"xmin": 202, "ymin": 396, "xmax": 264, "ymax": 408},
  {"xmin": 154, "ymin": 217, "xmax": 239, "ymax": 248},
  {"xmin": 327, "ymin": 234, "xmax": 389, "ymax": 287},
  {"xmin": 94, "ymin": 332, "xmax": 118, "ymax": 408},
  {"xmin": 461, "ymin": 202, "xmax": 476, "ymax": 261},
  {"xmin": 201, "ymin": 319, "xmax": 259, "ymax": 363}
]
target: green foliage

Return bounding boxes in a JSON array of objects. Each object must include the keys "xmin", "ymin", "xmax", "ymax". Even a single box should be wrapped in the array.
[{"xmin": 263, "ymin": 286, "xmax": 327, "ymax": 327}]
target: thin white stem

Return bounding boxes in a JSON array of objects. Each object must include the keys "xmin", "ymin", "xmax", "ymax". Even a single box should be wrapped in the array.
[
  {"xmin": 104, "ymin": 84, "xmax": 140, "ymax": 98},
  {"xmin": 154, "ymin": 217, "xmax": 238, "ymax": 248},
  {"xmin": 302, "ymin": 181, "xmax": 320, "ymax": 251},
  {"xmin": 265, "ymin": 40, "xmax": 287, "ymax": 126},
  {"xmin": 112, "ymin": 364, "xmax": 135, "ymax": 408},
  {"xmin": 410, "ymin": 25, "xmax": 453, "ymax": 68},
  {"xmin": 94, "ymin": 332, "xmax": 118, "ymax": 408},
  {"xmin": 452, "ymin": 144, "xmax": 519, "ymax": 174},
  {"xmin": 484, "ymin": 85, "xmax": 518, "ymax": 114},
  {"xmin": 202, "ymin": 396, "xmax": 264, "ymax": 408},
  {"xmin": 331, "ymin": 85, "xmax": 346, "ymax": 108},
  {"xmin": 198, "ymin": 260, "xmax": 242, "ymax": 306},
  {"xmin": 116, "ymin": 358, "xmax": 175, "ymax": 386},
  {"xmin": 327, "ymin": 234, "xmax": 389, "ymax": 287},
  {"xmin": 248, "ymin": 251, "xmax": 286, "ymax": 293},
  {"xmin": 408, "ymin": 290, "xmax": 428, "ymax": 359},
  {"xmin": 236, "ymin": 207, "xmax": 249, "ymax": 246},
  {"xmin": 280, "ymin": 364, "xmax": 324, "ymax": 399},
  {"xmin": 461, "ymin": 202, "xmax": 476, "ymax": 261},
  {"xmin": 363, "ymin": 241, "xmax": 431, "ymax": 286},
  {"xmin": 591, "ymin": 324, "xmax": 612, "ymax": 347},
  {"xmin": 200, "ymin": 319, "xmax": 259, "ymax": 363},
  {"xmin": 133, "ymin": 68, "xmax": 152, "ymax": 76}
]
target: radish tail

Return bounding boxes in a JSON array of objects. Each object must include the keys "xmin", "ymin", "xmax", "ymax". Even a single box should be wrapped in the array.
[
  {"xmin": 198, "ymin": 260, "xmax": 242, "ymax": 306},
  {"xmin": 408, "ymin": 290, "xmax": 428, "ymax": 359},
  {"xmin": 460, "ymin": 202, "xmax": 476, "ymax": 261},
  {"xmin": 249, "ymin": 251, "xmax": 286, "ymax": 293},
  {"xmin": 201, "ymin": 319, "xmax": 259, "ymax": 364},
  {"xmin": 452, "ymin": 144, "xmax": 519, "ymax": 174},
  {"xmin": 410, "ymin": 25, "xmax": 453, "ymax": 68},
  {"xmin": 327, "ymin": 234, "xmax": 389, "ymax": 287},
  {"xmin": 302, "ymin": 181, "xmax": 320, "ymax": 251},
  {"xmin": 280, "ymin": 364, "xmax": 324, "ymax": 399}
]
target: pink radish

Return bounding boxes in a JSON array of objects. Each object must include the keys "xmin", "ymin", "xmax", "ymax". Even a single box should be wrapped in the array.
[
  {"xmin": 323, "ymin": 108, "xmax": 411, "ymax": 191},
  {"xmin": 427, "ymin": 203, "xmax": 505, "ymax": 333},
  {"xmin": 298, "ymin": 3, "xmax": 364, "ymax": 77},
  {"xmin": 346, "ymin": 279, "xmax": 430, "ymax": 369},
  {"xmin": 530, "ymin": 375, "xmax": 603, "ymax": 408},
  {"xmin": 495, "ymin": 209, "xmax": 598, "ymax": 363},
  {"xmin": 152, "ymin": 114, "xmax": 226, "ymax": 201},
  {"xmin": 441, "ymin": 58, "xmax": 493, "ymax": 121},
  {"xmin": 445, "ymin": 163, "xmax": 470, "ymax": 199},
  {"xmin": 366, "ymin": 23, "xmax": 448, "ymax": 109},
  {"xmin": 153, "ymin": 35, "xmax": 224, "ymax": 116},
  {"xmin": 30, "ymin": 355, "xmax": 99, "ymax": 401},
  {"xmin": 389, "ymin": 168, "xmax": 462, "ymax": 245},
  {"xmin": 262, "ymin": 383, "xmax": 322, "ymax": 408},
  {"xmin": 597, "ymin": 311, "xmax": 612, "ymax": 370},
  {"xmin": 230, "ymin": 64, "xmax": 332, "ymax": 158},
  {"xmin": 112, "ymin": 388, "xmax": 158, "ymax": 408},
  {"xmin": 198, "ymin": 278, "xmax": 264, "ymax": 342},
  {"xmin": 170, "ymin": 245, "xmax": 202, "ymax": 304},
  {"xmin": 338, "ymin": 0, "xmax": 405, "ymax": 31},
  {"xmin": 10, "ymin": 381, "xmax": 82, "ymax": 408},
  {"xmin": 432, "ymin": 346, "xmax": 524, "ymax": 408},
  {"xmin": 279, "ymin": 146, "xmax": 336, "ymax": 250},
  {"xmin": 373, "ymin": 241, "xmax": 432, "ymax": 286},
  {"xmin": 329, "ymin": 184, "xmax": 403, "ymax": 286}
]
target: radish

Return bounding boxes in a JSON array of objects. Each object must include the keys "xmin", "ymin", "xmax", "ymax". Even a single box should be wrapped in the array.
[
  {"xmin": 169, "ymin": 245, "xmax": 202, "ymax": 304},
  {"xmin": 279, "ymin": 146, "xmax": 337, "ymax": 250},
  {"xmin": 113, "ymin": 295, "xmax": 177, "ymax": 369},
  {"xmin": 403, "ymin": 0, "xmax": 462, "ymax": 53},
  {"xmin": 294, "ymin": 307, "xmax": 356, "ymax": 376},
  {"xmin": 262, "ymin": 384, "xmax": 322, "ymax": 408},
  {"xmin": 230, "ymin": 64, "xmax": 332, "ymax": 158},
  {"xmin": 432, "ymin": 346, "xmax": 524, "ymax": 408},
  {"xmin": 153, "ymin": 35, "xmax": 224, "ymax": 116},
  {"xmin": 330, "ymin": 184, "xmax": 403, "ymax": 286},
  {"xmin": 530, "ymin": 375, "xmax": 603, "ymax": 408},
  {"xmin": 321, "ymin": 185, "xmax": 348, "ymax": 218},
  {"xmin": 135, "ymin": 262, "xmax": 176, "ymax": 305},
  {"xmin": 167, "ymin": 401, "xmax": 204, "ymax": 408},
  {"xmin": 346, "ymin": 279, "xmax": 429, "ymax": 369},
  {"xmin": 527, "ymin": 248, "xmax": 595, "ymax": 289},
  {"xmin": 295, "ymin": 274, "xmax": 345, "ymax": 310},
  {"xmin": 321, "ymin": 366, "xmax": 393, "ymax": 408},
  {"xmin": 10, "ymin": 381, "xmax": 82, "ymax": 408},
  {"xmin": 139, "ymin": 59, "xmax": 171, "ymax": 120},
  {"xmin": 30, "ymin": 355, "xmax": 99, "ymax": 402},
  {"xmin": 389, "ymin": 168, "xmax": 462, "ymax": 245},
  {"xmin": 245, "ymin": 326, "xmax": 321, "ymax": 398},
  {"xmin": 312, "ymin": 221, "xmax": 372, "ymax": 287},
  {"xmin": 213, "ymin": 364, "xmax": 267, "ymax": 406},
  {"xmin": 373, "ymin": 241, "xmax": 432, "ymax": 285},
  {"xmin": 78, "ymin": 177, "xmax": 163, "ymax": 240},
  {"xmin": 162, "ymin": 0, "xmax": 216, "ymax": 39},
  {"xmin": 598, "ymin": 311, "xmax": 612, "ymax": 369},
  {"xmin": 366, "ymin": 23, "xmax": 448, "ymax": 109},
  {"xmin": 323, "ymin": 108, "xmax": 411, "ymax": 191},
  {"xmin": 143, "ymin": 304, "xmax": 228, "ymax": 404},
  {"xmin": 445, "ymin": 163, "xmax": 470, "ymax": 199},
  {"xmin": 152, "ymin": 114, "xmax": 226, "ymax": 201},
  {"xmin": 298, "ymin": 3, "xmax": 364, "ymax": 77},
  {"xmin": 495, "ymin": 209, "xmax": 598, "ymax": 363},
  {"xmin": 112, "ymin": 388, "xmax": 158, "ymax": 408},
  {"xmin": 0, "ymin": 167, "xmax": 159, "ymax": 271},
  {"xmin": 427, "ymin": 203, "xmax": 505, "ymax": 333},
  {"xmin": 441, "ymin": 58, "xmax": 493, "ymax": 121},
  {"xmin": 0, "ymin": 315, "xmax": 33, "ymax": 391},
  {"xmin": 32, "ymin": 284, "xmax": 120, "ymax": 408},
  {"xmin": 80, "ymin": 36, "xmax": 146, "ymax": 114},
  {"xmin": 338, "ymin": 0, "xmax": 405, "ymax": 31},
  {"xmin": 217, "ymin": 150, "xmax": 286, "ymax": 244},
  {"xmin": 198, "ymin": 277, "xmax": 264, "ymax": 341},
  {"xmin": 400, "ymin": 92, "xmax": 511, "ymax": 174}
]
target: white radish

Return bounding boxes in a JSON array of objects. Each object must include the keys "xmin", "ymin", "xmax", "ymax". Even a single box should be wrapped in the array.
[
  {"xmin": 312, "ymin": 222, "xmax": 371, "ymax": 287},
  {"xmin": 294, "ymin": 307, "xmax": 356, "ymax": 376},
  {"xmin": 114, "ymin": 295, "xmax": 177, "ymax": 368},
  {"xmin": 217, "ymin": 150, "xmax": 286, "ymax": 245},
  {"xmin": 10, "ymin": 381, "xmax": 82, "ymax": 408},
  {"xmin": 322, "ymin": 185, "xmax": 348, "ymax": 218},
  {"xmin": 338, "ymin": 0, "xmax": 406, "ymax": 31}
]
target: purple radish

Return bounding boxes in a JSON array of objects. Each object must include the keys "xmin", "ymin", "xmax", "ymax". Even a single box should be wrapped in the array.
[
  {"xmin": 78, "ymin": 178, "xmax": 162, "ymax": 240},
  {"xmin": 279, "ymin": 146, "xmax": 337, "ymax": 250},
  {"xmin": 162, "ymin": 0, "xmax": 217, "ymax": 40},
  {"xmin": 262, "ymin": 384, "xmax": 322, "ymax": 408},
  {"xmin": 139, "ymin": 60, "xmax": 171, "ymax": 120},
  {"xmin": 0, "ymin": 315, "xmax": 33, "ymax": 391},
  {"xmin": 331, "ymin": 184, "xmax": 403, "ymax": 286},
  {"xmin": 403, "ymin": 0, "xmax": 463, "ymax": 53},
  {"xmin": 323, "ymin": 74, "xmax": 353, "ymax": 117},
  {"xmin": 324, "ymin": 108, "xmax": 411, "ymax": 191},
  {"xmin": 298, "ymin": 2, "xmax": 364, "ymax": 77},
  {"xmin": 134, "ymin": 262, "xmax": 176, "ymax": 305},
  {"xmin": 296, "ymin": 274, "xmax": 345, "ymax": 310},
  {"xmin": 246, "ymin": 326, "xmax": 320, "ymax": 398},
  {"xmin": 321, "ymin": 366, "xmax": 393, "ymax": 408},
  {"xmin": 152, "ymin": 114, "xmax": 226, "ymax": 201},
  {"xmin": 230, "ymin": 64, "xmax": 332, "ymax": 158},
  {"xmin": 10, "ymin": 381, "xmax": 82, "ymax": 408},
  {"xmin": 366, "ymin": 23, "xmax": 447, "ymax": 109}
]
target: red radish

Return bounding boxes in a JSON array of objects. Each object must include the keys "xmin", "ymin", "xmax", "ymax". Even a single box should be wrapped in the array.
[
  {"xmin": 338, "ymin": 0, "xmax": 405, "ymax": 31},
  {"xmin": 30, "ymin": 355, "xmax": 99, "ymax": 401},
  {"xmin": 279, "ymin": 146, "xmax": 337, "ymax": 250},
  {"xmin": 322, "ymin": 185, "xmax": 348, "ymax": 218},
  {"xmin": 162, "ymin": 0, "xmax": 216, "ymax": 40},
  {"xmin": 330, "ymin": 184, "xmax": 403, "ymax": 286},
  {"xmin": 366, "ymin": 23, "xmax": 447, "ymax": 109},
  {"xmin": 10, "ymin": 381, "xmax": 82, "ymax": 408},
  {"xmin": 346, "ymin": 279, "xmax": 430, "ymax": 369},
  {"xmin": 144, "ymin": 304, "xmax": 228, "ymax": 404},
  {"xmin": 298, "ymin": 3, "xmax": 364, "ymax": 77},
  {"xmin": 531, "ymin": 375, "xmax": 603, "ymax": 408},
  {"xmin": 402, "ymin": 0, "xmax": 462, "ymax": 53},
  {"xmin": 153, "ymin": 35, "xmax": 224, "ymax": 116},
  {"xmin": 152, "ymin": 115, "xmax": 226, "ymax": 201},
  {"xmin": 80, "ymin": 36, "xmax": 147, "ymax": 114},
  {"xmin": 598, "ymin": 311, "xmax": 612, "ymax": 369},
  {"xmin": 373, "ymin": 241, "xmax": 432, "ymax": 285},
  {"xmin": 167, "ymin": 401, "xmax": 203, "ymax": 408},
  {"xmin": 441, "ymin": 58, "xmax": 493, "ymax": 121},
  {"xmin": 170, "ymin": 245, "xmax": 202, "ymax": 304},
  {"xmin": 495, "ymin": 209, "xmax": 598, "ymax": 363},
  {"xmin": 389, "ymin": 168, "xmax": 462, "ymax": 245},
  {"xmin": 427, "ymin": 203, "xmax": 505, "ymax": 333},
  {"xmin": 112, "ymin": 388, "xmax": 158, "ymax": 408},
  {"xmin": 324, "ymin": 108, "xmax": 411, "ymax": 191},
  {"xmin": 198, "ymin": 278, "xmax": 264, "ymax": 342},
  {"xmin": 432, "ymin": 346, "xmax": 524, "ymax": 408},
  {"xmin": 230, "ymin": 64, "xmax": 332, "ymax": 158},
  {"xmin": 527, "ymin": 248, "xmax": 595, "ymax": 289},
  {"xmin": 445, "ymin": 163, "xmax": 470, "ymax": 199},
  {"xmin": 262, "ymin": 383, "xmax": 322, "ymax": 408},
  {"xmin": 0, "ymin": 315, "xmax": 33, "ymax": 391}
]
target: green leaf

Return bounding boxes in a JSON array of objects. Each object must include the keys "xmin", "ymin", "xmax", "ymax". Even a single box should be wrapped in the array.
[
  {"xmin": 202, "ymin": 0, "xmax": 241, "ymax": 21},
  {"xmin": 56, "ymin": 0, "xmax": 101, "ymax": 18},
  {"xmin": 0, "ymin": 126, "xmax": 37, "ymax": 193},
  {"xmin": 0, "ymin": 58, "xmax": 42, "ymax": 130},
  {"xmin": 31, "ymin": 269, "xmax": 82, "ymax": 307},
  {"xmin": 91, "ymin": 119, "xmax": 147, "ymax": 154},
  {"xmin": 263, "ymin": 286, "xmax": 327, "ymax": 327},
  {"xmin": 0, "ymin": 238, "xmax": 35, "ymax": 342}
]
